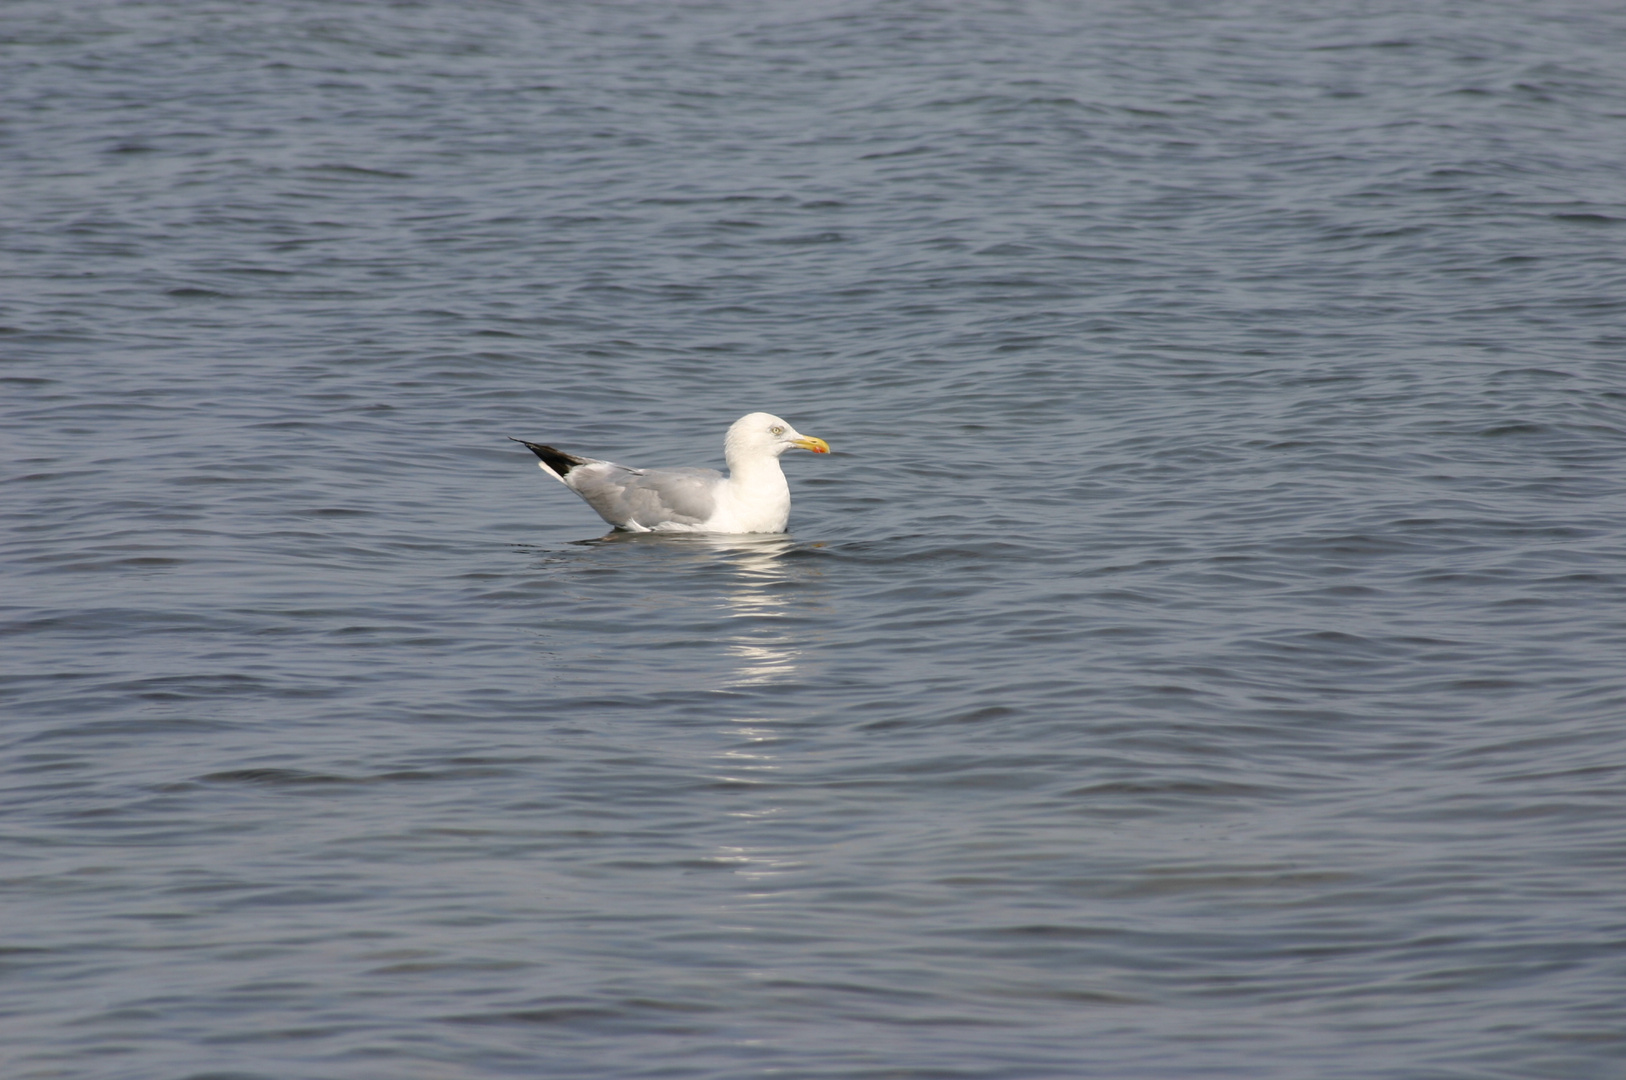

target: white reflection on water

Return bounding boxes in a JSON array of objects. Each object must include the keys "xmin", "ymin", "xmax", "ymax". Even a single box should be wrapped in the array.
[
  {"xmin": 713, "ymin": 533, "xmax": 801, "ymax": 690},
  {"xmin": 700, "ymin": 535, "xmax": 819, "ymax": 887}
]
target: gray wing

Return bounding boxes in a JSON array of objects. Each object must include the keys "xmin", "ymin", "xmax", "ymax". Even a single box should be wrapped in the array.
[{"xmin": 564, "ymin": 462, "xmax": 720, "ymax": 529}]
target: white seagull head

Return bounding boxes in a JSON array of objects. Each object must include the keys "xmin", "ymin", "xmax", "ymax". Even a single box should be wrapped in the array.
[{"xmin": 725, "ymin": 412, "xmax": 830, "ymax": 461}]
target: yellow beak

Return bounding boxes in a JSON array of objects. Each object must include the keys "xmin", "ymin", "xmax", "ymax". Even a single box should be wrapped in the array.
[{"xmin": 792, "ymin": 435, "xmax": 830, "ymax": 454}]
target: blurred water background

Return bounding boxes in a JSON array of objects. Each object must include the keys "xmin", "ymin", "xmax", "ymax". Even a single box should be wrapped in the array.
[{"xmin": 4, "ymin": 2, "xmax": 1626, "ymax": 1077}]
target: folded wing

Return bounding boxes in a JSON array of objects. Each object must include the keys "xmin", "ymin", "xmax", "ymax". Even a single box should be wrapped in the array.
[{"xmin": 565, "ymin": 462, "xmax": 720, "ymax": 530}]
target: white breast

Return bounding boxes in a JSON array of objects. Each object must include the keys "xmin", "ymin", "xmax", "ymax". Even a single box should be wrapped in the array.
[{"xmin": 701, "ymin": 469, "xmax": 791, "ymax": 533}]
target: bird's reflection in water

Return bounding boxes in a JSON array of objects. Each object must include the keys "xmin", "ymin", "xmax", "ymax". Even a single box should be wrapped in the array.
[
  {"xmin": 566, "ymin": 530, "xmax": 819, "ymax": 691},
  {"xmin": 548, "ymin": 515, "xmax": 818, "ymax": 882},
  {"xmin": 710, "ymin": 533, "xmax": 800, "ymax": 689},
  {"xmin": 695, "ymin": 534, "xmax": 814, "ymax": 889}
]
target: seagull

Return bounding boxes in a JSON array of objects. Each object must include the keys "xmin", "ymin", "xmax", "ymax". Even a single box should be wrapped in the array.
[{"xmin": 512, "ymin": 412, "xmax": 829, "ymax": 534}]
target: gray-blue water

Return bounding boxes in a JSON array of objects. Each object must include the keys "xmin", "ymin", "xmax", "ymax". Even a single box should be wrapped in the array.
[{"xmin": 5, "ymin": 2, "xmax": 1626, "ymax": 1077}]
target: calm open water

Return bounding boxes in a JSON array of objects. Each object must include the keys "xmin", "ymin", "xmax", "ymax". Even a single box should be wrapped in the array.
[{"xmin": 4, "ymin": 2, "xmax": 1626, "ymax": 1077}]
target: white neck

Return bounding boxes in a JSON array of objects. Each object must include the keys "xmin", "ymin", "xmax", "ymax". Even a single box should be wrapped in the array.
[{"xmin": 716, "ymin": 452, "xmax": 790, "ymax": 533}]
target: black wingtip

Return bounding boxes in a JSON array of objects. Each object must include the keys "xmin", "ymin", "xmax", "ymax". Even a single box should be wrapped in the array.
[{"xmin": 510, "ymin": 438, "xmax": 586, "ymax": 478}]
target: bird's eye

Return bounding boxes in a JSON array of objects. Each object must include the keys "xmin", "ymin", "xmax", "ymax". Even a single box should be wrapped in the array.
[{"xmin": 770, "ymin": 425, "xmax": 785, "ymax": 435}]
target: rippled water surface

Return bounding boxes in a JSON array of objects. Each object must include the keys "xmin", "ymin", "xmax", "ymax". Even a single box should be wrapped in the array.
[{"xmin": 5, "ymin": 2, "xmax": 1626, "ymax": 1077}]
